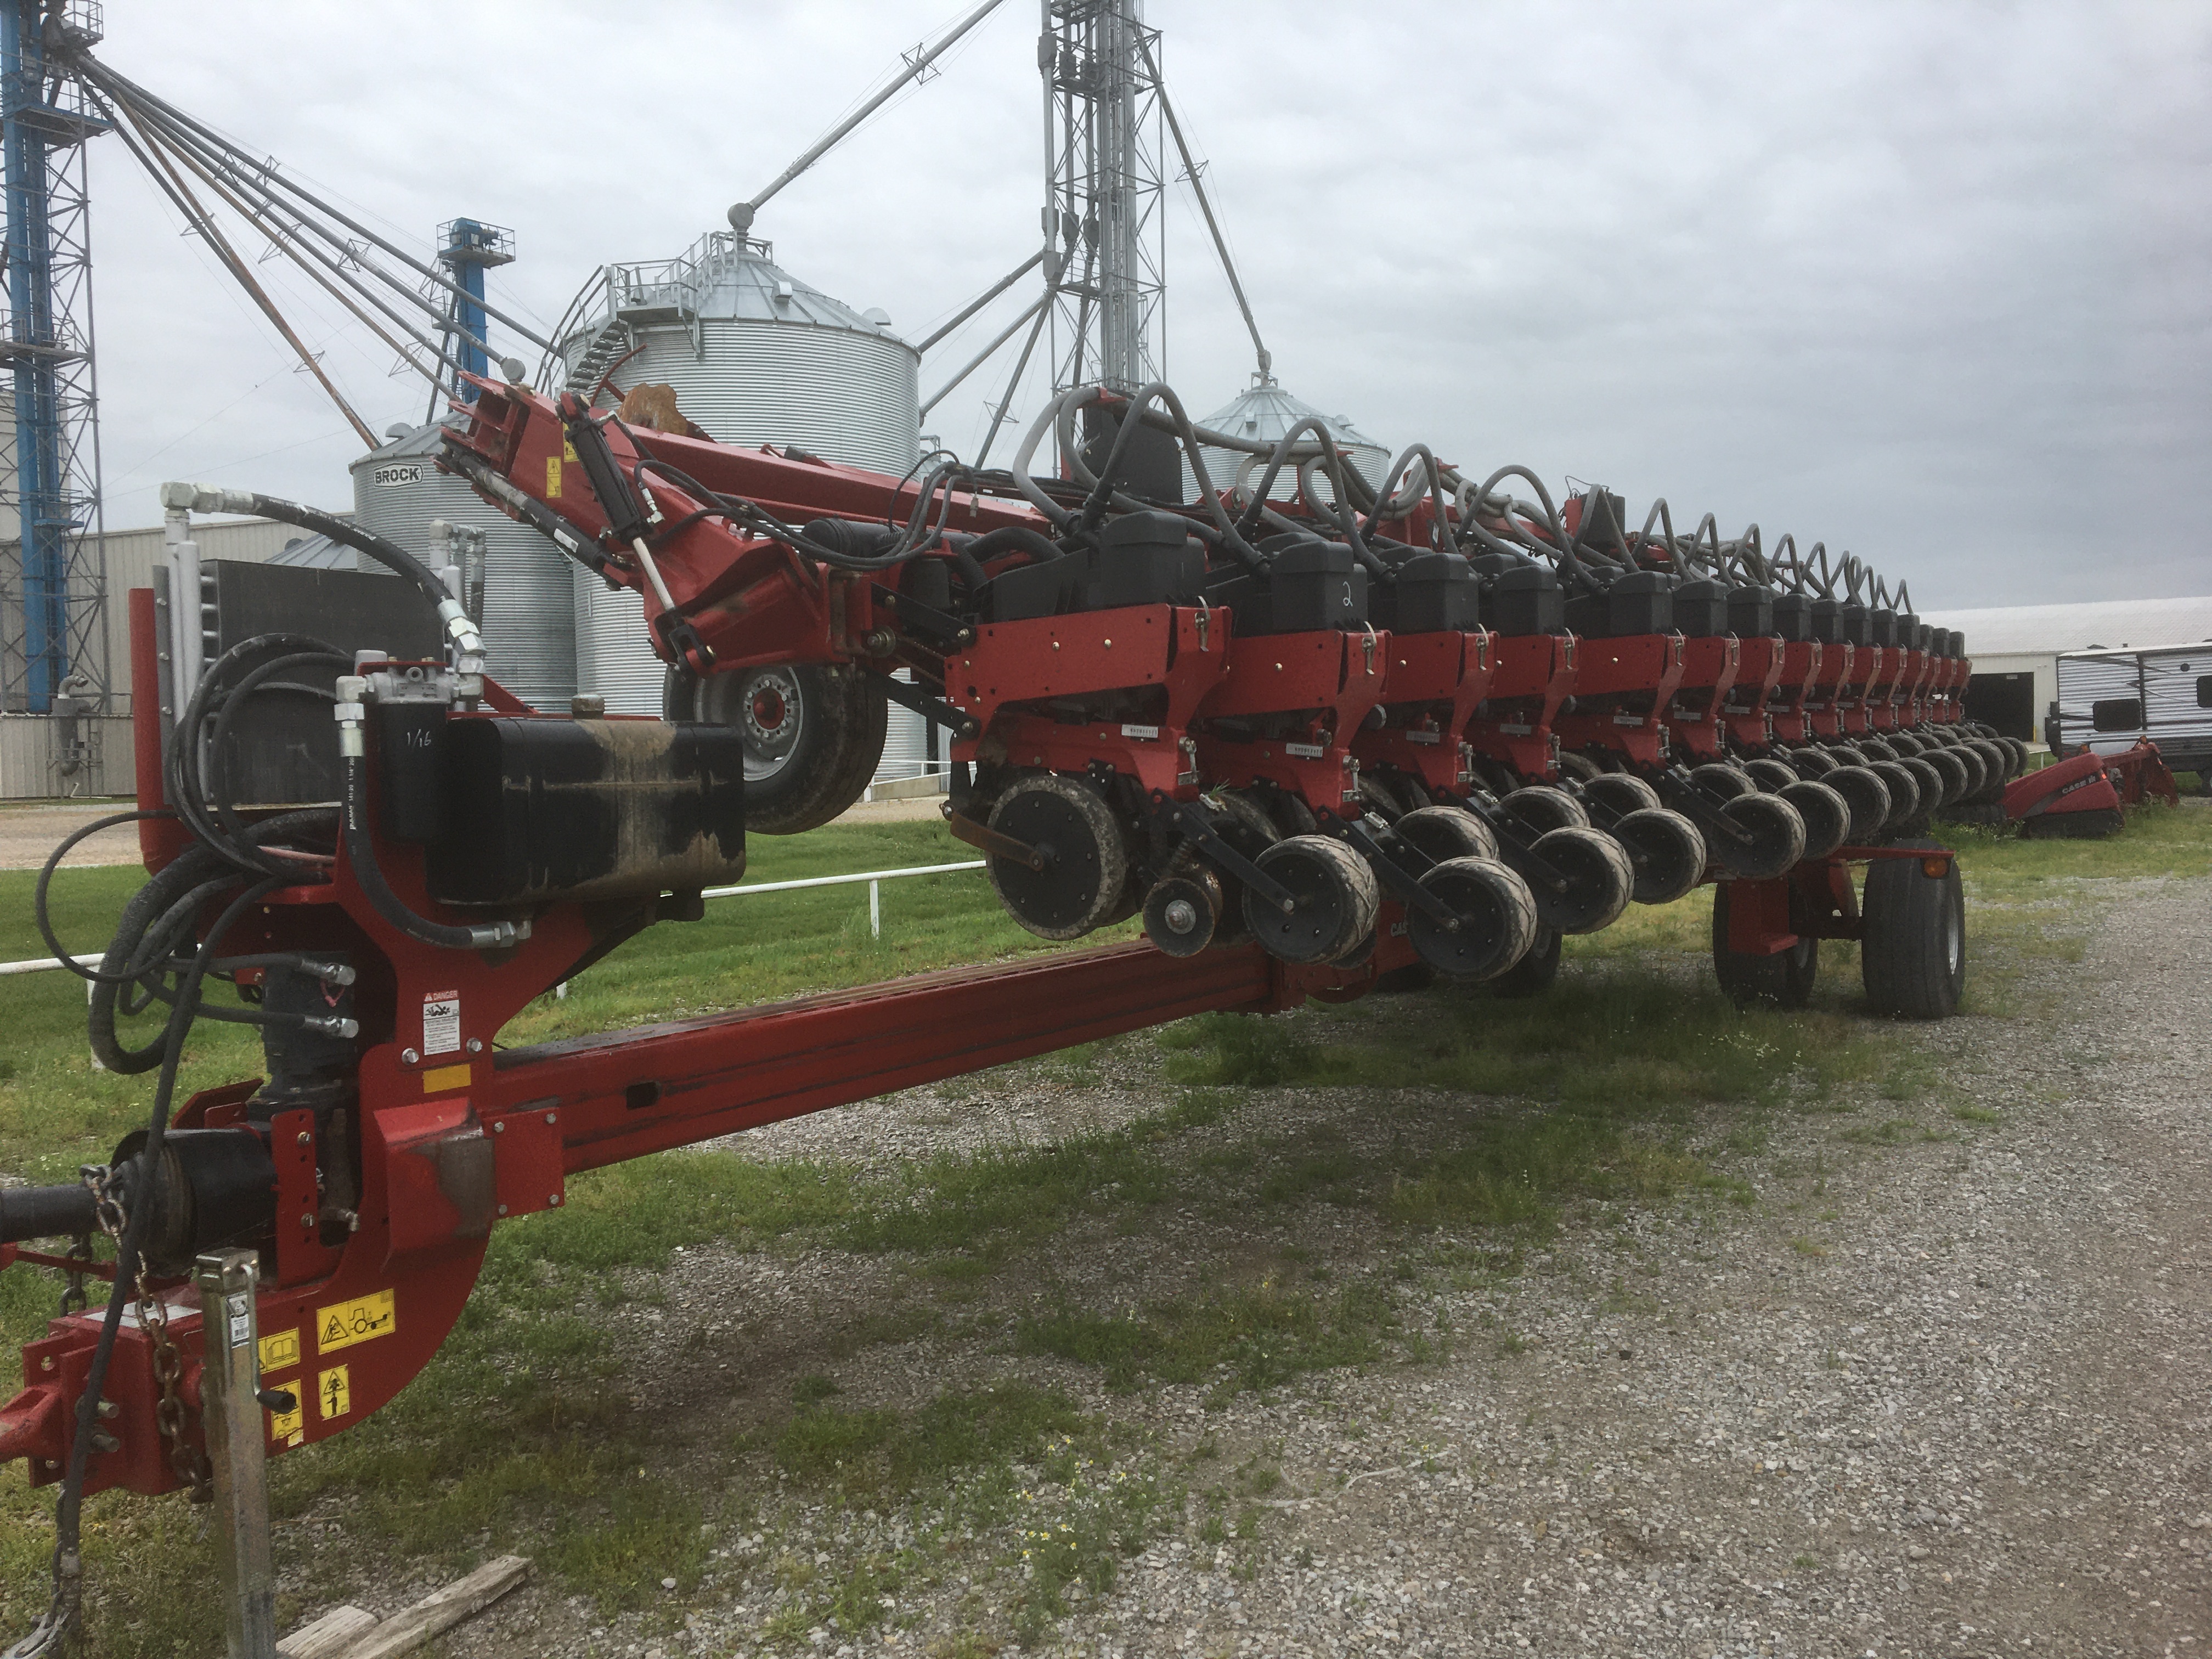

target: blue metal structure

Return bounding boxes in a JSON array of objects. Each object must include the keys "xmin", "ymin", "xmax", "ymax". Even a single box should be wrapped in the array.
[
  {"xmin": 0, "ymin": 0, "xmax": 105, "ymax": 714},
  {"xmin": 427, "ymin": 216, "xmax": 514, "ymax": 420}
]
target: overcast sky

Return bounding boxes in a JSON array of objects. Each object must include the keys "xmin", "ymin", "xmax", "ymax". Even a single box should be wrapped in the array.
[{"xmin": 82, "ymin": 0, "xmax": 2209, "ymax": 608}]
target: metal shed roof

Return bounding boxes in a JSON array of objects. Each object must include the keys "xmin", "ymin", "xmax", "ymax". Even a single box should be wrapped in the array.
[{"xmin": 1920, "ymin": 596, "xmax": 2212, "ymax": 657}]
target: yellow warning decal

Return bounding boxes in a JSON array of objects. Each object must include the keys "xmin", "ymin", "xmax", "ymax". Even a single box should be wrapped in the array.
[
  {"xmin": 562, "ymin": 438, "xmax": 578, "ymax": 462},
  {"xmin": 546, "ymin": 454, "xmax": 563, "ymax": 496},
  {"xmin": 315, "ymin": 1289, "xmax": 396, "ymax": 1355},
  {"xmin": 258, "ymin": 1328, "xmax": 300, "ymax": 1374},
  {"xmin": 268, "ymin": 1396, "xmax": 303, "ymax": 1442},
  {"xmin": 316, "ymin": 1364, "xmax": 351, "ymax": 1421},
  {"xmin": 421, "ymin": 1062, "xmax": 472, "ymax": 1095}
]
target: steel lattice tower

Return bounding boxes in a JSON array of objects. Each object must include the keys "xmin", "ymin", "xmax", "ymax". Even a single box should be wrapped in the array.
[
  {"xmin": 1041, "ymin": 0, "xmax": 1165, "ymax": 395},
  {"xmin": 0, "ymin": 0, "xmax": 106, "ymax": 715}
]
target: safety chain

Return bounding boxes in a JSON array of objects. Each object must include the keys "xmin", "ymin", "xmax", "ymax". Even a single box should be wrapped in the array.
[
  {"xmin": 57, "ymin": 1232, "xmax": 91, "ymax": 1318},
  {"xmin": 82, "ymin": 1164, "xmax": 212, "ymax": 1503}
]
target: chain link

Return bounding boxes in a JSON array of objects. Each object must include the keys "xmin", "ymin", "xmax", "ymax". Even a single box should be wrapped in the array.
[
  {"xmin": 82, "ymin": 1165, "xmax": 212, "ymax": 1503},
  {"xmin": 57, "ymin": 1233, "xmax": 91, "ymax": 1318}
]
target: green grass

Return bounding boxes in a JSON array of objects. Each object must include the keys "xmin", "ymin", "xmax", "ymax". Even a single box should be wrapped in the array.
[{"xmin": 5, "ymin": 800, "xmax": 2204, "ymax": 1654}]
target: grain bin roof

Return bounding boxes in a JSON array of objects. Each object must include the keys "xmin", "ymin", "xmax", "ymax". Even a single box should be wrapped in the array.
[{"xmin": 1919, "ymin": 596, "xmax": 2212, "ymax": 657}]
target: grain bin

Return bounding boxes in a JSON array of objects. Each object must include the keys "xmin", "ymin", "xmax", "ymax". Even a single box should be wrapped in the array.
[
  {"xmin": 1184, "ymin": 381, "xmax": 1391, "ymax": 507},
  {"xmin": 557, "ymin": 232, "xmax": 929, "ymax": 791},
  {"xmin": 350, "ymin": 422, "xmax": 575, "ymax": 710}
]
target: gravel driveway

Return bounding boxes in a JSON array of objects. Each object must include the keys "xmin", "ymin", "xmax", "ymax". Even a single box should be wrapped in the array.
[{"xmin": 331, "ymin": 860, "xmax": 2210, "ymax": 1659}]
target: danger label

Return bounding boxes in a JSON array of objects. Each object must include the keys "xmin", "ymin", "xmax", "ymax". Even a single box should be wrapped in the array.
[
  {"xmin": 422, "ymin": 991, "xmax": 461, "ymax": 1056},
  {"xmin": 317, "ymin": 1365, "xmax": 351, "ymax": 1421},
  {"xmin": 316, "ymin": 1289, "xmax": 396, "ymax": 1355},
  {"xmin": 545, "ymin": 454, "xmax": 563, "ymax": 496}
]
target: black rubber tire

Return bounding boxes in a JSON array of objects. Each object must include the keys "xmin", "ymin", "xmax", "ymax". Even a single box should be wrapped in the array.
[
  {"xmin": 1487, "ymin": 926, "xmax": 1562, "ymax": 999},
  {"xmin": 2000, "ymin": 737, "xmax": 2030, "ymax": 779},
  {"xmin": 1967, "ymin": 739, "xmax": 2010, "ymax": 787},
  {"xmin": 1555, "ymin": 751, "xmax": 1606, "ymax": 785},
  {"xmin": 1884, "ymin": 732, "xmax": 1925, "ymax": 757},
  {"xmin": 1612, "ymin": 806, "xmax": 1707, "ymax": 905},
  {"xmin": 1502, "ymin": 785, "xmax": 1589, "ymax": 836},
  {"xmin": 1396, "ymin": 804, "xmax": 1496, "ymax": 864},
  {"xmin": 1527, "ymin": 825, "xmax": 1634, "ymax": 934},
  {"xmin": 1711, "ymin": 882, "xmax": 1819, "ymax": 1010},
  {"xmin": 1826, "ymin": 743, "xmax": 1866, "ymax": 767},
  {"xmin": 671, "ymin": 663, "xmax": 887, "ymax": 835},
  {"xmin": 1243, "ymin": 834, "xmax": 1380, "ymax": 964},
  {"xmin": 1215, "ymin": 789, "xmax": 1283, "ymax": 853},
  {"xmin": 1714, "ymin": 792, "xmax": 1807, "ymax": 879},
  {"xmin": 1900, "ymin": 757, "xmax": 1946, "ymax": 816},
  {"xmin": 1409, "ymin": 856, "xmax": 1539, "ymax": 981},
  {"xmin": 1355, "ymin": 773, "xmax": 1409, "ymax": 821},
  {"xmin": 1743, "ymin": 758, "xmax": 1800, "ymax": 794},
  {"xmin": 1265, "ymin": 788, "xmax": 1320, "ymax": 837},
  {"xmin": 1921, "ymin": 747, "xmax": 1969, "ymax": 809},
  {"xmin": 986, "ymin": 773, "xmax": 1130, "ymax": 941},
  {"xmin": 1825, "ymin": 766, "xmax": 1892, "ymax": 843},
  {"xmin": 1395, "ymin": 776, "xmax": 1434, "ymax": 811},
  {"xmin": 1861, "ymin": 843, "xmax": 1966, "ymax": 1019},
  {"xmin": 1857, "ymin": 737, "xmax": 1899, "ymax": 763},
  {"xmin": 1786, "ymin": 746, "xmax": 1838, "ymax": 778},
  {"xmin": 1582, "ymin": 773, "xmax": 1661, "ymax": 819},
  {"xmin": 1690, "ymin": 762, "xmax": 1755, "ymax": 802},
  {"xmin": 1945, "ymin": 744, "xmax": 1987, "ymax": 798},
  {"xmin": 1867, "ymin": 760, "xmax": 1922, "ymax": 828},
  {"xmin": 1778, "ymin": 779, "xmax": 1850, "ymax": 861}
]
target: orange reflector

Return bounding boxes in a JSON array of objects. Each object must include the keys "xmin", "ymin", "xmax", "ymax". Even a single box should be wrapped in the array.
[{"xmin": 1921, "ymin": 856, "xmax": 1951, "ymax": 878}]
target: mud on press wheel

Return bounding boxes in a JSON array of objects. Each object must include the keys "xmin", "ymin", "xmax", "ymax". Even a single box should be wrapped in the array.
[{"xmin": 667, "ymin": 663, "xmax": 888, "ymax": 834}]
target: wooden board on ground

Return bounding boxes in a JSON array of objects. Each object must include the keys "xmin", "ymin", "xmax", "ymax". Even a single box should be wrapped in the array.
[{"xmin": 276, "ymin": 1556, "xmax": 530, "ymax": 1659}]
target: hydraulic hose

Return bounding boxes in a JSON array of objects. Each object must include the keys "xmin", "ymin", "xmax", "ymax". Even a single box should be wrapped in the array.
[
  {"xmin": 334, "ymin": 679, "xmax": 524, "ymax": 951},
  {"xmin": 163, "ymin": 483, "xmax": 482, "ymax": 664}
]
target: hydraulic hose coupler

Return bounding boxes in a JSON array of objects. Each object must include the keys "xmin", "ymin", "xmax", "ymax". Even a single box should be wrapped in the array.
[{"xmin": 334, "ymin": 674, "xmax": 368, "ymax": 759}]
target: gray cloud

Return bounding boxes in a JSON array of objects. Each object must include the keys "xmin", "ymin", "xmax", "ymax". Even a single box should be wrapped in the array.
[{"xmin": 85, "ymin": 1, "xmax": 2209, "ymax": 607}]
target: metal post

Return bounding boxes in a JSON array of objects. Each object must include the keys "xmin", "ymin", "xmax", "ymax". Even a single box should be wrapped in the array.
[
  {"xmin": 193, "ymin": 1249, "xmax": 277, "ymax": 1659},
  {"xmin": 868, "ymin": 879, "xmax": 882, "ymax": 939}
]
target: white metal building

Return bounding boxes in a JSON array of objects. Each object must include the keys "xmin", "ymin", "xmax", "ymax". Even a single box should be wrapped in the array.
[
  {"xmin": 1920, "ymin": 595, "xmax": 2212, "ymax": 746},
  {"xmin": 0, "ymin": 513, "xmax": 351, "ymax": 798}
]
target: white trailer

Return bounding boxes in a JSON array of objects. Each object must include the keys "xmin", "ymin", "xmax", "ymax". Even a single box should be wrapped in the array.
[{"xmin": 2047, "ymin": 642, "xmax": 2212, "ymax": 787}]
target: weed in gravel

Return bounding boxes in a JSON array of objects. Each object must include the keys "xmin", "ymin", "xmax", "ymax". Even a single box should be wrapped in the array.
[{"xmin": 1017, "ymin": 1279, "xmax": 1391, "ymax": 1398}]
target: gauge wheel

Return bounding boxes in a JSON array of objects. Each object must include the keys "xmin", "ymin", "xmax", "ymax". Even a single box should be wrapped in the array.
[
  {"xmin": 986, "ymin": 772, "xmax": 1130, "ymax": 941},
  {"xmin": 1582, "ymin": 772, "xmax": 1662, "ymax": 819},
  {"xmin": 670, "ymin": 663, "xmax": 887, "ymax": 835},
  {"xmin": 1500, "ymin": 785, "xmax": 1589, "ymax": 837},
  {"xmin": 1689, "ymin": 761, "xmax": 1755, "ymax": 802},
  {"xmin": 1395, "ymin": 804, "xmax": 1496, "ymax": 864}
]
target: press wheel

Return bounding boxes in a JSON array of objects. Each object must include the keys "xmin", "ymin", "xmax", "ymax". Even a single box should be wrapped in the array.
[
  {"xmin": 1778, "ymin": 780, "xmax": 1849, "ymax": 861},
  {"xmin": 1611, "ymin": 807, "xmax": 1707, "ymax": 905},
  {"xmin": 1408, "ymin": 857, "xmax": 1538, "ymax": 981},
  {"xmin": 1824, "ymin": 765, "xmax": 1892, "ymax": 843},
  {"xmin": 1501, "ymin": 785, "xmax": 1588, "ymax": 837},
  {"xmin": 1527, "ymin": 825, "xmax": 1634, "ymax": 935},
  {"xmin": 1743, "ymin": 758, "xmax": 1799, "ymax": 794},
  {"xmin": 1714, "ymin": 792, "xmax": 1807, "ymax": 880},
  {"xmin": 1243, "ymin": 834, "xmax": 1380, "ymax": 964}
]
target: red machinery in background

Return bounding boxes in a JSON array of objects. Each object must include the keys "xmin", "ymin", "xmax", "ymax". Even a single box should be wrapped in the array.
[
  {"xmin": 0, "ymin": 379, "xmax": 1995, "ymax": 1647},
  {"xmin": 1989, "ymin": 738, "xmax": 2180, "ymax": 838}
]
